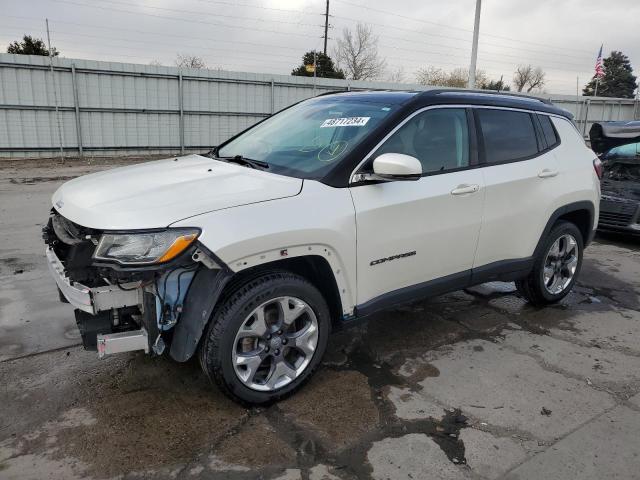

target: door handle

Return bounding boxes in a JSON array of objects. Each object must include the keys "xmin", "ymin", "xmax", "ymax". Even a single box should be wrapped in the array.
[
  {"xmin": 450, "ymin": 184, "xmax": 480, "ymax": 195},
  {"xmin": 538, "ymin": 169, "xmax": 559, "ymax": 178}
]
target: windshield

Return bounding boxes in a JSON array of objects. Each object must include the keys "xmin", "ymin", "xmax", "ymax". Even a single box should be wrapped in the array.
[{"xmin": 216, "ymin": 97, "xmax": 399, "ymax": 179}]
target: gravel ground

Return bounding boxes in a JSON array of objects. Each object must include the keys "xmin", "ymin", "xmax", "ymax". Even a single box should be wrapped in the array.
[{"xmin": 1, "ymin": 157, "xmax": 640, "ymax": 480}]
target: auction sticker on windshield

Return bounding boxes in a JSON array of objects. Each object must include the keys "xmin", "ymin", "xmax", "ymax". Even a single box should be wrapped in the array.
[{"xmin": 320, "ymin": 117, "xmax": 370, "ymax": 128}]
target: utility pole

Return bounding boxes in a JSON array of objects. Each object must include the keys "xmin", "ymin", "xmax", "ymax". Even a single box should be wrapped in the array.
[
  {"xmin": 313, "ymin": 50, "xmax": 317, "ymax": 96},
  {"xmin": 323, "ymin": 0, "xmax": 330, "ymax": 55},
  {"xmin": 46, "ymin": 18, "xmax": 65, "ymax": 164},
  {"xmin": 468, "ymin": 0, "xmax": 482, "ymax": 89}
]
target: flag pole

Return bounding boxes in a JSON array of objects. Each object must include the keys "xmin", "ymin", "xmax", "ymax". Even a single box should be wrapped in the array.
[{"xmin": 594, "ymin": 78, "xmax": 599, "ymax": 98}]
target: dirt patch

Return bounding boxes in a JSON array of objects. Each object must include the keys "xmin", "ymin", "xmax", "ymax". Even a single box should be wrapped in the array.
[
  {"xmin": 9, "ymin": 176, "xmax": 77, "ymax": 185},
  {"xmin": 397, "ymin": 360, "xmax": 440, "ymax": 385},
  {"xmin": 0, "ymin": 155, "xmax": 163, "ymax": 171},
  {"xmin": 364, "ymin": 306, "xmax": 468, "ymax": 359},
  {"xmin": 216, "ymin": 415, "xmax": 296, "ymax": 468},
  {"xmin": 1, "ymin": 351, "xmax": 248, "ymax": 478},
  {"xmin": 0, "ymin": 256, "xmax": 37, "ymax": 276},
  {"xmin": 279, "ymin": 370, "xmax": 379, "ymax": 450}
]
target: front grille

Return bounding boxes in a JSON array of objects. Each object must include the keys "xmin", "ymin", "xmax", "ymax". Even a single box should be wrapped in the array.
[{"xmin": 598, "ymin": 200, "xmax": 638, "ymax": 227}]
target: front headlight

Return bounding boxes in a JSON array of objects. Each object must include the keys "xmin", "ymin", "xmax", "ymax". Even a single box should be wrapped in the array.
[{"xmin": 94, "ymin": 229, "xmax": 200, "ymax": 265}]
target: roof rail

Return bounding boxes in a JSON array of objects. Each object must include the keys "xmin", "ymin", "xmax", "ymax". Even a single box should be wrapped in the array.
[{"xmin": 426, "ymin": 88, "xmax": 553, "ymax": 105}]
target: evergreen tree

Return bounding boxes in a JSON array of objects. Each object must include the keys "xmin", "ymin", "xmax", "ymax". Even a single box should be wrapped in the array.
[
  {"xmin": 583, "ymin": 51, "xmax": 637, "ymax": 98},
  {"xmin": 292, "ymin": 51, "xmax": 345, "ymax": 79},
  {"xmin": 482, "ymin": 79, "xmax": 511, "ymax": 91},
  {"xmin": 7, "ymin": 35, "xmax": 58, "ymax": 56}
]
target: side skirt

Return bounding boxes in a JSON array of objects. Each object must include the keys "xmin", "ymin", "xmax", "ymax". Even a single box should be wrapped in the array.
[{"xmin": 349, "ymin": 257, "xmax": 534, "ymax": 323}]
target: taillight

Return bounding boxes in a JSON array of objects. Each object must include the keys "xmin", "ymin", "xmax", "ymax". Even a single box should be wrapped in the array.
[{"xmin": 593, "ymin": 158, "xmax": 603, "ymax": 179}]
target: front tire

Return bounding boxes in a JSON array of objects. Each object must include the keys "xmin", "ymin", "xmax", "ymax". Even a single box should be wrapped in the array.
[
  {"xmin": 516, "ymin": 221, "xmax": 584, "ymax": 306},
  {"xmin": 199, "ymin": 272, "xmax": 330, "ymax": 405}
]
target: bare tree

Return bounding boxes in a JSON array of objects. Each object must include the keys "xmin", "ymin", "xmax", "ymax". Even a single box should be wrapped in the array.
[
  {"xmin": 149, "ymin": 59, "xmax": 163, "ymax": 66},
  {"xmin": 513, "ymin": 65, "xmax": 546, "ymax": 92},
  {"xmin": 415, "ymin": 66, "xmax": 448, "ymax": 86},
  {"xmin": 334, "ymin": 23, "xmax": 386, "ymax": 81},
  {"xmin": 175, "ymin": 54, "xmax": 206, "ymax": 69},
  {"xmin": 386, "ymin": 66, "xmax": 406, "ymax": 83},
  {"xmin": 416, "ymin": 66, "xmax": 487, "ymax": 88}
]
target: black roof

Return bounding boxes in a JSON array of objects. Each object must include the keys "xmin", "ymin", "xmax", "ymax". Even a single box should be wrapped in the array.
[
  {"xmin": 314, "ymin": 90, "xmax": 418, "ymax": 104},
  {"xmin": 317, "ymin": 88, "xmax": 572, "ymax": 119}
]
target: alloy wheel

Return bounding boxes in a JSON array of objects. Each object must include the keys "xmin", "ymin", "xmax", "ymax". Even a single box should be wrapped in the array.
[
  {"xmin": 232, "ymin": 296, "xmax": 319, "ymax": 391},
  {"xmin": 542, "ymin": 233, "xmax": 579, "ymax": 295}
]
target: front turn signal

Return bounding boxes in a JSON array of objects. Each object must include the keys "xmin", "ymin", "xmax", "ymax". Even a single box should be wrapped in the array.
[{"xmin": 157, "ymin": 233, "xmax": 199, "ymax": 263}]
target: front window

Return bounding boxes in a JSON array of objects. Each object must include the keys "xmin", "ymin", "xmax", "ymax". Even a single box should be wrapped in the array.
[
  {"xmin": 371, "ymin": 108, "xmax": 470, "ymax": 173},
  {"xmin": 216, "ymin": 97, "xmax": 399, "ymax": 179}
]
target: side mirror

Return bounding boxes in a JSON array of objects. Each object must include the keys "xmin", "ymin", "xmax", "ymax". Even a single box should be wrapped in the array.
[{"xmin": 372, "ymin": 153, "xmax": 422, "ymax": 181}]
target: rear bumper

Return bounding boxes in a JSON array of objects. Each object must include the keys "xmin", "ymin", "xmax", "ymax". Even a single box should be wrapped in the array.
[{"xmin": 46, "ymin": 247, "xmax": 142, "ymax": 314}]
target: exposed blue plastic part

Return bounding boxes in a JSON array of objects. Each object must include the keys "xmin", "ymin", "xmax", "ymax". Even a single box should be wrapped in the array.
[{"xmin": 155, "ymin": 268, "xmax": 196, "ymax": 330}]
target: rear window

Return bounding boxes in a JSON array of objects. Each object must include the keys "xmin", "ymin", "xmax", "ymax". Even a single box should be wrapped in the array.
[
  {"xmin": 538, "ymin": 115, "xmax": 559, "ymax": 148},
  {"xmin": 477, "ymin": 109, "xmax": 539, "ymax": 163}
]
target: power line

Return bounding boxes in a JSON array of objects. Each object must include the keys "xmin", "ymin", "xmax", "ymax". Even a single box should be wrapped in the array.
[
  {"xmin": 332, "ymin": 12, "xmax": 592, "ymax": 62},
  {"xmin": 1, "ymin": 19, "xmax": 591, "ymax": 82},
  {"xmin": 334, "ymin": 0, "xmax": 473, "ymax": 34},
  {"xmin": 80, "ymin": 0, "xmax": 323, "ymax": 28},
  {"xmin": 2, "ymin": 15, "xmax": 304, "ymax": 53},
  {"xmin": 6, "ymin": 11, "xmax": 590, "ymax": 70},
  {"xmin": 191, "ymin": 0, "xmax": 323, "ymax": 16},
  {"xmin": 3, "ymin": 18, "xmax": 590, "ymax": 77},
  {"xmin": 48, "ymin": 0, "xmax": 320, "ymax": 38},
  {"xmin": 1, "ymin": 9, "xmax": 592, "ymax": 91},
  {"xmin": 0, "ymin": 25, "xmax": 300, "ymax": 66},
  {"xmin": 332, "ymin": 0, "xmax": 594, "ymax": 55}
]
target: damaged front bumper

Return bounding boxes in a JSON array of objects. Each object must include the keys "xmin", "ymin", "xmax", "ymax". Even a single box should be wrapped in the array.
[
  {"xmin": 46, "ymin": 246, "xmax": 151, "ymax": 357},
  {"xmin": 43, "ymin": 211, "xmax": 230, "ymax": 361},
  {"xmin": 46, "ymin": 247, "xmax": 142, "ymax": 315}
]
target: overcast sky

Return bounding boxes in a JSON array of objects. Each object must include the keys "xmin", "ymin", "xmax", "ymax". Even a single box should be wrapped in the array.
[{"xmin": 2, "ymin": 0, "xmax": 639, "ymax": 94}]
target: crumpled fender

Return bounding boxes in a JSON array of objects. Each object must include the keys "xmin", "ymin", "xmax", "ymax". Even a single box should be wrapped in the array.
[{"xmin": 169, "ymin": 266, "xmax": 231, "ymax": 362}]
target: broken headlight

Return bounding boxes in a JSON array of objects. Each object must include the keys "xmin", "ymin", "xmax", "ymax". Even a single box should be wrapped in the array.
[{"xmin": 94, "ymin": 229, "xmax": 199, "ymax": 265}]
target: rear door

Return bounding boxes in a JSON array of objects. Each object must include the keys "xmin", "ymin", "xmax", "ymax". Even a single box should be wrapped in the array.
[{"xmin": 473, "ymin": 108, "xmax": 561, "ymax": 270}]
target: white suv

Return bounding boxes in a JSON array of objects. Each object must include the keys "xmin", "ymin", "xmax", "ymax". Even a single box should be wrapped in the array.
[{"xmin": 44, "ymin": 89, "xmax": 601, "ymax": 404}]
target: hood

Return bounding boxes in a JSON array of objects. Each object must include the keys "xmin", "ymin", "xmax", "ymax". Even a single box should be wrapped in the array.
[
  {"xmin": 52, "ymin": 154, "xmax": 303, "ymax": 230},
  {"xmin": 589, "ymin": 121, "xmax": 640, "ymax": 154}
]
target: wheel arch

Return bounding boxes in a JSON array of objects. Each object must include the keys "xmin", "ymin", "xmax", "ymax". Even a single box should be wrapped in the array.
[
  {"xmin": 534, "ymin": 201, "xmax": 595, "ymax": 258},
  {"xmin": 221, "ymin": 253, "xmax": 346, "ymax": 329},
  {"xmin": 170, "ymin": 245, "xmax": 352, "ymax": 363}
]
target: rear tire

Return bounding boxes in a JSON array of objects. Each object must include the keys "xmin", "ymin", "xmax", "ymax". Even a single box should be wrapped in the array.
[
  {"xmin": 516, "ymin": 221, "xmax": 583, "ymax": 306},
  {"xmin": 198, "ymin": 271, "xmax": 330, "ymax": 405}
]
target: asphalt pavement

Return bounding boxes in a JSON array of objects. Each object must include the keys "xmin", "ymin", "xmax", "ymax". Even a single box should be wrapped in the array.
[{"xmin": 1, "ymin": 158, "xmax": 639, "ymax": 480}]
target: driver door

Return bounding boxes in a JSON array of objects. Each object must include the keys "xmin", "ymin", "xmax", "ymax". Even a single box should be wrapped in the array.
[{"xmin": 349, "ymin": 107, "xmax": 485, "ymax": 308}]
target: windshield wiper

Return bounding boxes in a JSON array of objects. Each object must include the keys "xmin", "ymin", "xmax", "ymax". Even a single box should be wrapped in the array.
[{"xmin": 216, "ymin": 155, "xmax": 269, "ymax": 170}]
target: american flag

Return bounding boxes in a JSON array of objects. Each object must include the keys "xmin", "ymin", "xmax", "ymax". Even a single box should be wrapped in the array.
[{"xmin": 594, "ymin": 45, "xmax": 605, "ymax": 78}]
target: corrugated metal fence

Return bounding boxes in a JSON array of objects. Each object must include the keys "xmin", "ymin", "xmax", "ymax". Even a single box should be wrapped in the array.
[{"xmin": 1, "ymin": 53, "xmax": 638, "ymax": 158}]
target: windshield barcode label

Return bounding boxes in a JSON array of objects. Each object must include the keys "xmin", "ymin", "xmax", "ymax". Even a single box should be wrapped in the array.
[{"xmin": 320, "ymin": 117, "xmax": 370, "ymax": 128}]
